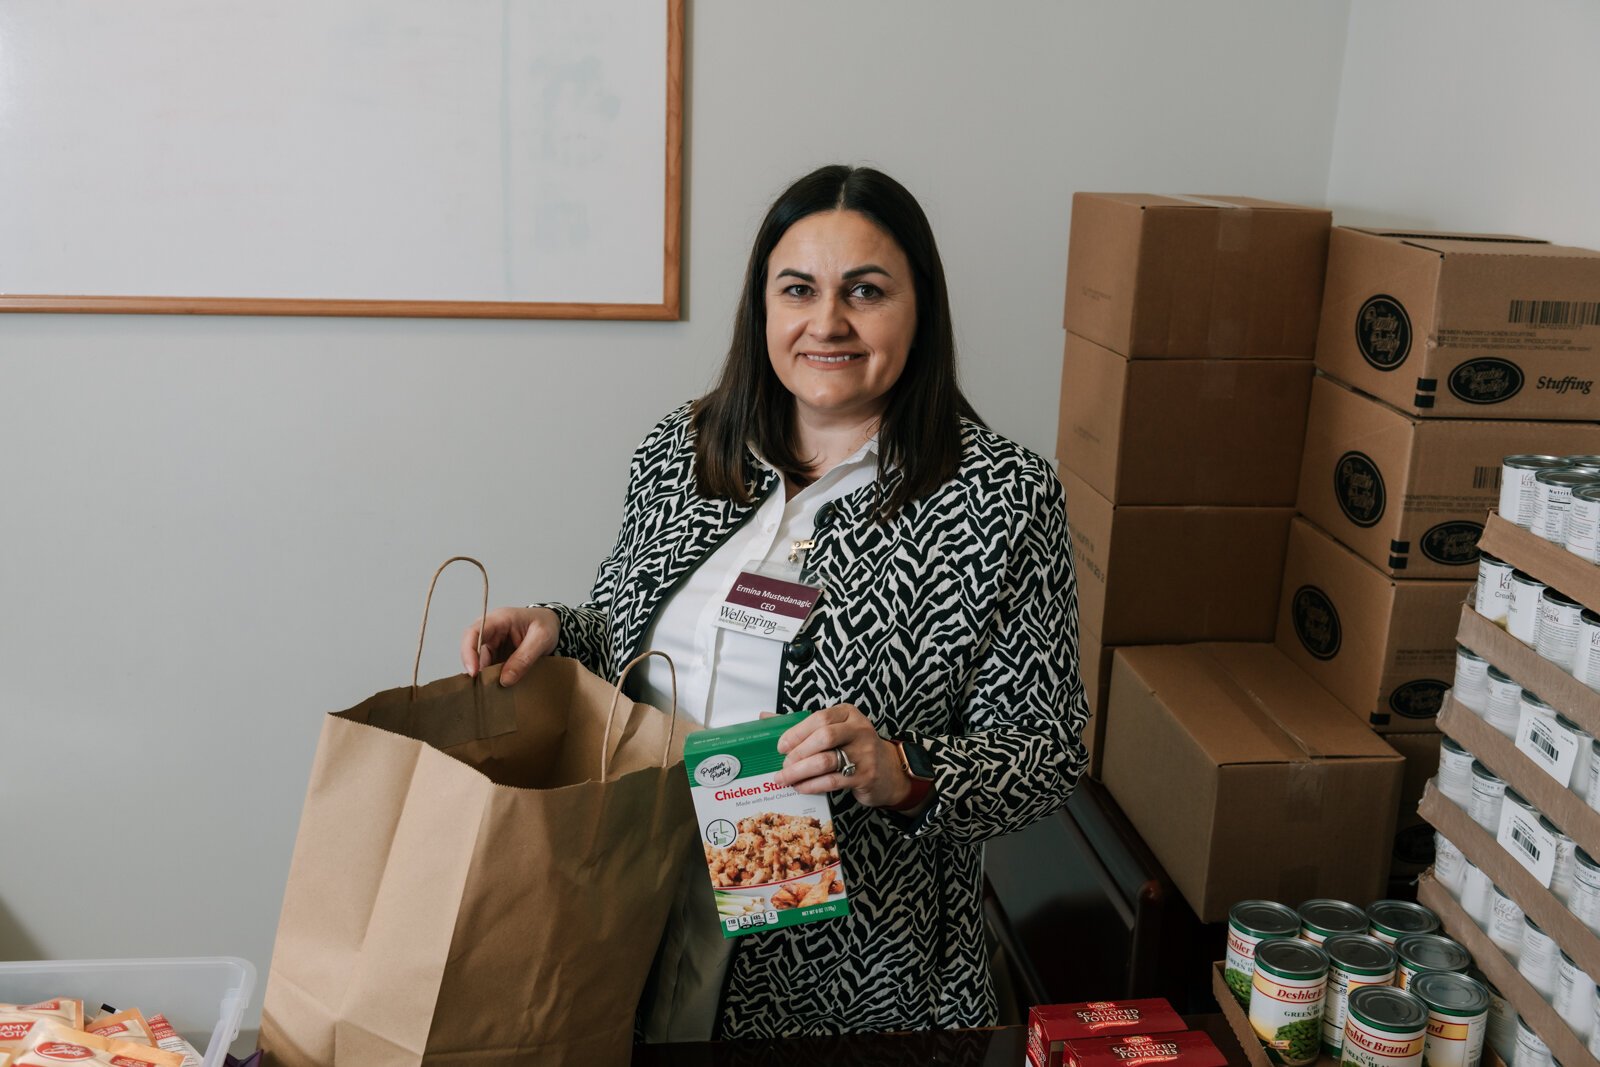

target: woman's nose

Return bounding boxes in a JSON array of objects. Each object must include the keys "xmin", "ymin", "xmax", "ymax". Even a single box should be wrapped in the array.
[{"xmin": 808, "ymin": 292, "xmax": 850, "ymax": 339}]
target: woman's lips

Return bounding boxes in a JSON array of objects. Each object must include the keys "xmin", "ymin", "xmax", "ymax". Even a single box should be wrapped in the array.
[{"xmin": 801, "ymin": 352, "xmax": 865, "ymax": 366}]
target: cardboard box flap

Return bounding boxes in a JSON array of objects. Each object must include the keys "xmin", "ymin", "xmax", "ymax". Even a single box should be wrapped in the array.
[
  {"xmin": 1117, "ymin": 644, "xmax": 1400, "ymax": 766},
  {"xmin": 1346, "ymin": 226, "xmax": 1546, "ymax": 246},
  {"xmin": 1083, "ymin": 192, "xmax": 1327, "ymax": 212}
]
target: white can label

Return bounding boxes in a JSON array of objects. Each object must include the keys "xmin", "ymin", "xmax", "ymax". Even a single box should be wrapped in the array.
[
  {"xmin": 1434, "ymin": 833, "xmax": 1466, "ymax": 896},
  {"xmin": 1508, "ymin": 580, "xmax": 1544, "ymax": 645},
  {"xmin": 1502, "ymin": 464, "xmax": 1542, "ymax": 529},
  {"xmin": 1577, "ymin": 618, "xmax": 1600, "ymax": 692},
  {"xmin": 1423, "ymin": 1010, "xmax": 1487, "ymax": 1067},
  {"xmin": 1569, "ymin": 495, "xmax": 1600, "ymax": 563},
  {"xmin": 1537, "ymin": 597, "xmax": 1584, "ymax": 672},
  {"xmin": 1250, "ymin": 968, "xmax": 1326, "ymax": 1067},
  {"xmin": 1520, "ymin": 925, "xmax": 1560, "ymax": 998},
  {"xmin": 1475, "ymin": 558, "xmax": 1515, "ymax": 623}
]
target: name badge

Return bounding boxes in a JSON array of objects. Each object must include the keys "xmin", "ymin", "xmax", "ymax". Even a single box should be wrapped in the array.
[{"xmin": 714, "ymin": 569, "xmax": 821, "ymax": 642}]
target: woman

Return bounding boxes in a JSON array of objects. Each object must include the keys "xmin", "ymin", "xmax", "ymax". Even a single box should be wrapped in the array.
[{"xmin": 461, "ymin": 164, "xmax": 1090, "ymax": 1038}]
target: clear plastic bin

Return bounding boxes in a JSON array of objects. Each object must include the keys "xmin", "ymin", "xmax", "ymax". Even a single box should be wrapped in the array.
[{"xmin": 0, "ymin": 957, "xmax": 255, "ymax": 1067}]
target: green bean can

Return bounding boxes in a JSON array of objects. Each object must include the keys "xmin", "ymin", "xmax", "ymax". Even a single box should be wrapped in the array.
[
  {"xmin": 1226, "ymin": 900, "xmax": 1303, "ymax": 1005},
  {"xmin": 1321, "ymin": 934, "xmax": 1398, "ymax": 1056},
  {"xmin": 1366, "ymin": 899, "xmax": 1439, "ymax": 945},
  {"xmin": 1249, "ymin": 937, "xmax": 1329, "ymax": 1067},
  {"xmin": 1342, "ymin": 985, "xmax": 1430, "ymax": 1067},
  {"xmin": 1411, "ymin": 970, "xmax": 1490, "ymax": 1067},
  {"xmin": 1394, "ymin": 933, "xmax": 1471, "ymax": 991},
  {"xmin": 1299, "ymin": 899, "xmax": 1369, "ymax": 944}
]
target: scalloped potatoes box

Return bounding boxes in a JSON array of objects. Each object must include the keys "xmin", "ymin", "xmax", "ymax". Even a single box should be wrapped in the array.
[
  {"xmin": 1316, "ymin": 228, "xmax": 1600, "ymax": 420},
  {"xmin": 684, "ymin": 713, "xmax": 849, "ymax": 938}
]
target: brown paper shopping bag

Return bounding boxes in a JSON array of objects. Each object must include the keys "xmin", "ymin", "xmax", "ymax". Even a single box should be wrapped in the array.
[{"xmin": 261, "ymin": 558, "xmax": 698, "ymax": 1066}]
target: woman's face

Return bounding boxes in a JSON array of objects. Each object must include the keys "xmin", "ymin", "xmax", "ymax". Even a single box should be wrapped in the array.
[{"xmin": 764, "ymin": 209, "xmax": 916, "ymax": 428}]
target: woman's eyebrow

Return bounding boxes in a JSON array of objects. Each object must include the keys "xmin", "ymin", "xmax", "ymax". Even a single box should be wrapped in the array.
[{"xmin": 773, "ymin": 264, "xmax": 892, "ymax": 283}]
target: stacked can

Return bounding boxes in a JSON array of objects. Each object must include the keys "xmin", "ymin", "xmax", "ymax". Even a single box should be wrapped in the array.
[
  {"xmin": 1410, "ymin": 970, "xmax": 1490, "ymax": 1067},
  {"xmin": 1342, "ymin": 985, "xmax": 1430, "ymax": 1067},
  {"xmin": 1321, "ymin": 935, "xmax": 1398, "ymax": 1056},
  {"xmin": 1224, "ymin": 900, "xmax": 1302, "ymax": 1005},
  {"xmin": 1299, "ymin": 899, "xmax": 1370, "ymax": 944},
  {"xmin": 1520, "ymin": 915, "xmax": 1562, "ymax": 1000},
  {"xmin": 1249, "ymin": 937, "xmax": 1328, "ymax": 1067},
  {"xmin": 1555, "ymin": 951, "xmax": 1597, "ymax": 1042},
  {"xmin": 1367, "ymin": 900, "xmax": 1440, "ymax": 945}
]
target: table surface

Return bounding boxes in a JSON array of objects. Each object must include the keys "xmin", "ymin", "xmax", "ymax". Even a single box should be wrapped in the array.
[{"xmin": 631, "ymin": 1012, "xmax": 1249, "ymax": 1067}]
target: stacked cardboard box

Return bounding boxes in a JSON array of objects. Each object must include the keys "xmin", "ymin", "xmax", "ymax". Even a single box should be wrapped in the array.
[
  {"xmin": 1418, "ymin": 514, "xmax": 1600, "ymax": 1067},
  {"xmin": 1058, "ymin": 193, "xmax": 1327, "ymax": 770},
  {"xmin": 1274, "ymin": 229, "xmax": 1600, "ymax": 887}
]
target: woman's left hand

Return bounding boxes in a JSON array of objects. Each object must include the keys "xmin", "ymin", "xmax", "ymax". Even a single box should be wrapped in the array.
[{"xmin": 773, "ymin": 703, "xmax": 911, "ymax": 809}]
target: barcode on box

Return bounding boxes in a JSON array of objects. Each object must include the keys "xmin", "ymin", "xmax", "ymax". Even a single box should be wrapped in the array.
[
  {"xmin": 1473, "ymin": 466, "xmax": 1501, "ymax": 490},
  {"xmin": 1508, "ymin": 300, "xmax": 1600, "ymax": 327},
  {"xmin": 1512, "ymin": 823, "xmax": 1543, "ymax": 863}
]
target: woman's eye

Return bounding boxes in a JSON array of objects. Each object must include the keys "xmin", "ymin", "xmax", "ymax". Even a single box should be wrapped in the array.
[
  {"xmin": 850, "ymin": 283, "xmax": 882, "ymax": 300},
  {"xmin": 782, "ymin": 283, "xmax": 812, "ymax": 298}
]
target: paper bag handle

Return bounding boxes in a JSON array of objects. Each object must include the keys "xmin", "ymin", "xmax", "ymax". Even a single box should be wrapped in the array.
[
  {"xmin": 601, "ymin": 651, "xmax": 679, "ymax": 780},
  {"xmin": 412, "ymin": 556, "xmax": 490, "ymax": 697}
]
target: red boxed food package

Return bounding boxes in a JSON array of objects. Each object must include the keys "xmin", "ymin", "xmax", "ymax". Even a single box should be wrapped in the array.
[
  {"xmin": 1027, "ymin": 999, "xmax": 1187, "ymax": 1067},
  {"xmin": 1068, "ymin": 1031, "xmax": 1227, "ymax": 1067}
]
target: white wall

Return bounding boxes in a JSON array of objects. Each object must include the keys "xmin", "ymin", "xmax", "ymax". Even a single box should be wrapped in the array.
[
  {"xmin": 1327, "ymin": 0, "xmax": 1600, "ymax": 246},
  {"xmin": 0, "ymin": 0, "xmax": 1355, "ymax": 1023}
]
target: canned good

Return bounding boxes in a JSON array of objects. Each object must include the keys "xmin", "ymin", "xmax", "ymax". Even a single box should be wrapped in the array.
[
  {"xmin": 1299, "ymin": 898, "xmax": 1370, "ymax": 944},
  {"xmin": 1519, "ymin": 915, "xmax": 1560, "ymax": 999},
  {"xmin": 1560, "ymin": 714, "xmax": 1594, "ymax": 795},
  {"xmin": 1576, "ymin": 610, "xmax": 1600, "ymax": 695},
  {"xmin": 1489, "ymin": 887, "xmax": 1526, "ymax": 962},
  {"xmin": 1395, "ymin": 933, "xmax": 1471, "ymax": 990},
  {"xmin": 1568, "ymin": 485, "xmax": 1600, "ymax": 565},
  {"xmin": 1439, "ymin": 737, "xmax": 1476, "ymax": 807},
  {"xmin": 1556, "ymin": 951, "xmax": 1595, "ymax": 1042},
  {"xmin": 1475, "ymin": 551, "xmax": 1516, "ymax": 625},
  {"xmin": 1566, "ymin": 455, "xmax": 1600, "ymax": 470},
  {"xmin": 1434, "ymin": 832, "xmax": 1467, "ymax": 897},
  {"xmin": 1342, "ymin": 984, "xmax": 1429, "ymax": 1067},
  {"xmin": 1589, "ymin": 984, "xmax": 1600, "ymax": 1061},
  {"xmin": 1513, "ymin": 1018, "xmax": 1552, "ymax": 1067},
  {"xmin": 1322, "ymin": 934, "xmax": 1399, "ymax": 1055},
  {"xmin": 1453, "ymin": 645, "xmax": 1491, "ymax": 712},
  {"xmin": 1225, "ymin": 900, "xmax": 1302, "ymax": 1005},
  {"xmin": 1474, "ymin": 969, "xmax": 1518, "ymax": 1067},
  {"xmin": 1249, "ymin": 937, "xmax": 1329, "ymax": 1067},
  {"xmin": 1506, "ymin": 787, "xmax": 1538, "ymax": 822},
  {"xmin": 1507, "ymin": 570, "xmax": 1547, "ymax": 647},
  {"xmin": 1461, "ymin": 861, "xmax": 1494, "ymax": 928},
  {"xmin": 1537, "ymin": 587, "xmax": 1587, "ymax": 673},
  {"xmin": 1469, "ymin": 761, "xmax": 1507, "ymax": 834},
  {"xmin": 1574, "ymin": 848, "xmax": 1600, "ymax": 936},
  {"xmin": 1485, "ymin": 666, "xmax": 1523, "ymax": 738},
  {"xmin": 1412, "ymin": 970, "xmax": 1490, "ymax": 1067},
  {"xmin": 1500, "ymin": 456, "xmax": 1570, "ymax": 530},
  {"xmin": 1368, "ymin": 900, "xmax": 1440, "ymax": 945},
  {"xmin": 1534, "ymin": 467, "xmax": 1600, "ymax": 545},
  {"xmin": 1543, "ymin": 815, "xmax": 1577, "ymax": 905}
]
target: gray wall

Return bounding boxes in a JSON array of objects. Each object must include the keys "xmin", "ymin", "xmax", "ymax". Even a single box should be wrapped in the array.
[{"xmin": 11, "ymin": 0, "xmax": 1585, "ymax": 1030}]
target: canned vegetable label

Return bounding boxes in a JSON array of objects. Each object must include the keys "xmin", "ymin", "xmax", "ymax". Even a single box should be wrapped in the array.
[
  {"xmin": 1412, "ymin": 972, "xmax": 1489, "ymax": 1067},
  {"xmin": 1321, "ymin": 935, "xmax": 1398, "ymax": 1055},
  {"xmin": 1224, "ymin": 901, "xmax": 1301, "ymax": 1005},
  {"xmin": 1249, "ymin": 940, "xmax": 1328, "ymax": 1067},
  {"xmin": 1342, "ymin": 986, "xmax": 1428, "ymax": 1067}
]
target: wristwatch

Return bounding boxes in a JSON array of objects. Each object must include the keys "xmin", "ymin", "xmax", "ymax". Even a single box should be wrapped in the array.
[{"xmin": 888, "ymin": 738, "xmax": 936, "ymax": 813}]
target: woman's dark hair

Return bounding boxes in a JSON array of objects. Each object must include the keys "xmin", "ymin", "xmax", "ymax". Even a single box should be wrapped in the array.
[{"xmin": 692, "ymin": 164, "xmax": 981, "ymax": 521}]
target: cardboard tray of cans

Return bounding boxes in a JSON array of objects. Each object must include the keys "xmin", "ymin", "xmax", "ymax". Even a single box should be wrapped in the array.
[
  {"xmin": 1458, "ymin": 603, "xmax": 1600, "ymax": 744},
  {"xmin": 1209, "ymin": 962, "xmax": 1337, "ymax": 1067},
  {"xmin": 1438, "ymin": 693, "xmax": 1600, "ymax": 867},
  {"xmin": 1418, "ymin": 870, "xmax": 1600, "ymax": 1067},
  {"xmin": 1420, "ymin": 777, "xmax": 1600, "ymax": 982},
  {"xmin": 1479, "ymin": 511, "xmax": 1600, "ymax": 618}
]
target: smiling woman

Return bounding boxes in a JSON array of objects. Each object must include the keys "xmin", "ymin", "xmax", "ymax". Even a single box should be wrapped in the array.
[{"xmin": 463, "ymin": 164, "xmax": 1090, "ymax": 1041}]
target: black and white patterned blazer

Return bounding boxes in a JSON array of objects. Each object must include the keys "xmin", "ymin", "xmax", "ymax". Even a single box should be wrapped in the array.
[{"xmin": 543, "ymin": 403, "xmax": 1090, "ymax": 1037}]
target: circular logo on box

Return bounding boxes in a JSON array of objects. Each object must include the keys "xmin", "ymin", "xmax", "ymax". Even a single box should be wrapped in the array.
[
  {"xmin": 1447, "ymin": 358, "xmax": 1525, "ymax": 404},
  {"xmin": 1420, "ymin": 520, "xmax": 1484, "ymax": 565},
  {"xmin": 34, "ymin": 1044, "xmax": 94, "ymax": 1062},
  {"xmin": 693, "ymin": 754, "xmax": 741, "ymax": 788},
  {"xmin": 1388, "ymin": 679, "xmax": 1448, "ymax": 719},
  {"xmin": 1291, "ymin": 585, "xmax": 1341, "ymax": 660},
  {"xmin": 1356, "ymin": 295, "xmax": 1412, "ymax": 370},
  {"xmin": 1334, "ymin": 451, "xmax": 1386, "ymax": 528},
  {"xmin": 705, "ymin": 818, "xmax": 736, "ymax": 848}
]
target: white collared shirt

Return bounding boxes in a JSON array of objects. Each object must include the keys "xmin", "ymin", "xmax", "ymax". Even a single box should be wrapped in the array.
[{"xmin": 633, "ymin": 437, "xmax": 879, "ymax": 728}]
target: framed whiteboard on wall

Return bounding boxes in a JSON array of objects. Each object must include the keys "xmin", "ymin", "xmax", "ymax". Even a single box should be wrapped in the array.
[{"xmin": 0, "ymin": 0, "xmax": 684, "ymax": 319}]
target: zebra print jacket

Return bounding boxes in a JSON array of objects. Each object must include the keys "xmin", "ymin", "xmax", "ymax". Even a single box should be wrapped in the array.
[{"xmin": 542, "ymin": 404, "xmax": 1090, "ymax": 1037}]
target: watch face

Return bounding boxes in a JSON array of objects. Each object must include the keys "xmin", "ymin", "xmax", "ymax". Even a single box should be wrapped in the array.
[{"xmin": 900, "ymin": 739, "xmax": 935, "ymax": 781}]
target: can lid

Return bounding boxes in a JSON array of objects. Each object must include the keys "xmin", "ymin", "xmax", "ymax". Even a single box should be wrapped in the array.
[
  {"xmin": 1536, "ymin": 467, "xmax": 1600, "ymax": 488},
  {"xmin": 1511, "ymin": 569, "xmax": 1543, "ymax": 585},
  {"xmin": 1576, "ymin": 486, "xmax": 1600, "ymax": 503},
  {"xmin": 1504, "ymin": 455, "xmax": 1568, "ymax": 469},
  {"xmin": 1538, "ymin": 815, "xmax": 1570, "ymax": 842},
  {"xmin": 1524, "ymin": 914, "xmax": 1546, "ymax": 934},
  {"xmin": 1254, "ymin": 936, "xmax": 1329, "ymax": 980},
  {"xmin": 1368, "ymin": 900, "xmax": 1439, "ymax": 940},
  {"xmin": 1442, "ymin": 736, "xmax": 1468, "ymax": 755},
  {"xmin": 1410, "ymin": 970, "xmax": 1491, "ymax": 1016},
  {"xmin": 1521, "ymin": 692, "xmax": 1552, "ymax": 712},
  {"xmin": 1396, "ymin": 934, "xmax": 1471, "ymax": 974},
  {"xmin": 1578, "ymin": 846, "xmax": 1600, "ymax": 870},
  {"xmin": 1456, "ymin": 644, "xmax": 1487, "ymax": 662},
  {"xmin": 1585, "ymin": 608, "xmax": 1600, "ymax": 625},
  {"xmin": 1470, "ymin": 760, "xmax": 1502, "ymax": 784},
  {"xmin": 1544, "ymin": 587, "xmax": 1583, "ymax": 608},
  {"xmin": 1324, "ymin": 934, "xmax": 1398, "ymax": 975},
  {"xmin": 1349, "ymin": 984, "xmax": 1430, "ymax": 1033},
  {"xmin": 1563, "ymin": 455, "xmax": 1600, "ymax": 467},
  {"xmin": 1478, "ymin": 549, "xmax": 1505, "ymax": 566},
  {"xmin": 1557, "ymin": 714, "xmax": 1592, "ymax": 740},
  {"xmin": 1297, "ymin": 899, "xmax": 1369, "ymax": 938},
  {"xmin": 1228, "ymin": 900, "xmax": 1301, "ymax": 939},
  {"xmin": 1488, "ymin": 665, "xmax": 1514, "ymax": 683}
]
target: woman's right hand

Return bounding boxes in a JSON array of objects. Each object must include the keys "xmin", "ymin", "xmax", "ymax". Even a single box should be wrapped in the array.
[{"xmin": 460, "ymin": 606, "xmax": 560, "ymax": 686}]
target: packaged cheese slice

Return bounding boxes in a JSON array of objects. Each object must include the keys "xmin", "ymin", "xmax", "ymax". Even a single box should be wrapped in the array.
[{"xmin": 10, "ymin": 1021, "xmax": 183, "ymax": 1067}]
